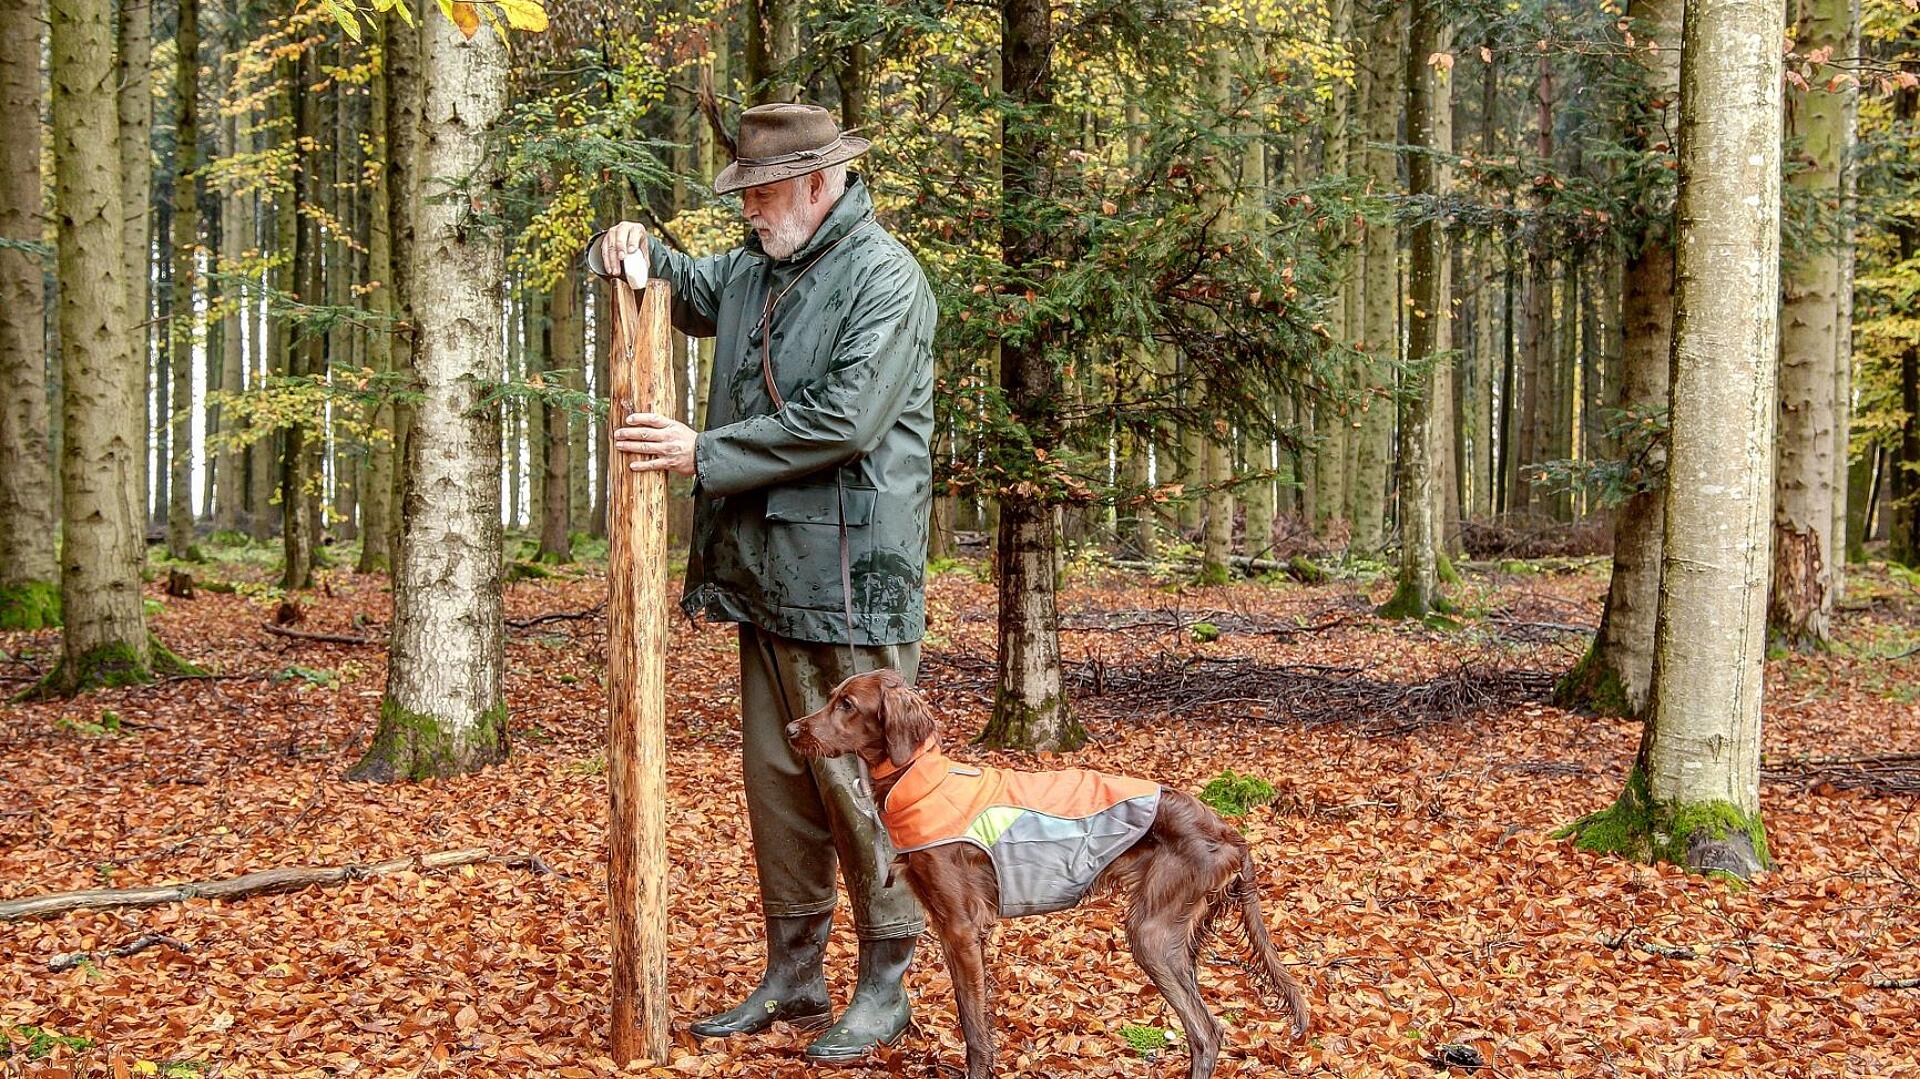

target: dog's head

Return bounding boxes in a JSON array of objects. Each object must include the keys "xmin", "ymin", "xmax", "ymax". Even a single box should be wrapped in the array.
[{"xmin": 786, "ymin": 668, "xmax": 937, "ymax": 769}]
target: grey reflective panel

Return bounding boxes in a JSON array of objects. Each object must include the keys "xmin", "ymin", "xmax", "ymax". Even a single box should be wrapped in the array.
[{"xmin": 989, "ymin": 793, "xmax": 1161, "ymax": 918}]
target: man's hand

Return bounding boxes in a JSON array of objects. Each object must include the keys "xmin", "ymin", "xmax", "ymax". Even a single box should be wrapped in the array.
[
  {"xmin": 598, "ymin": 222, "xmax": 650, "ymax": 277},
  {"xmin": 613, "ymin": 412, "xmax": 697, "ymax": 477}
]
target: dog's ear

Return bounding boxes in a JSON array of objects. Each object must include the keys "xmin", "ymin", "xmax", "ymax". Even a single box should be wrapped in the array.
[{"xmin": 879, "ymin": 673, "xmax": 936, "ymax": 768}]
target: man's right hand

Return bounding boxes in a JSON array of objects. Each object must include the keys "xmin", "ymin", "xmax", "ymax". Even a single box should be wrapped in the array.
[{"xmin": 598, "ymin": 222, "xmax": 650, "ymax": 277}]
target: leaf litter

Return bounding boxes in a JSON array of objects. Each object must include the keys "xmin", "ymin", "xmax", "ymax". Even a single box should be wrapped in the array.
[{"xmin": 1, "ymin": 559, "xmax": 1916, "ymax": 1077}]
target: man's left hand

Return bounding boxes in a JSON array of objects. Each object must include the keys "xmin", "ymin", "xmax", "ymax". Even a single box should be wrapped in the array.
[{"xmin": 613, "ymin": 413, "xmax": 697, "ymax": 477}]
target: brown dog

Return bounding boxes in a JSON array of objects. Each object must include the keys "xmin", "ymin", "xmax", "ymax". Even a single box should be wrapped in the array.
[{"xmin": 786, "ymin": 669, "xmax": 1309, "ymax": 1079}]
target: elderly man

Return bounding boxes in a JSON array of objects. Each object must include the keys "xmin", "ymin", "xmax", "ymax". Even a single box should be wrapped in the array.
[{"xmin": 587, "ymin": 103, "xmax": 935, "ymax": 1061}]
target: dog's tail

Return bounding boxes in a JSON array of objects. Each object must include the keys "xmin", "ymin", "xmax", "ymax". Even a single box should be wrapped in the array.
[{"xmin": 1226, "ymin": 852, "xmax": 1309, "ymax": 1038}]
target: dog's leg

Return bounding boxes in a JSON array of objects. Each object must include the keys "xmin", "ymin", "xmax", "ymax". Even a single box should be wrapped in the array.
[
  {"xmin": 1125, "ymin": 846, "xmax": 1230, "ymax": 1079},
  {"xmin": 935, "ymin": 917, "xmax": 998, "ymax": 1079}
]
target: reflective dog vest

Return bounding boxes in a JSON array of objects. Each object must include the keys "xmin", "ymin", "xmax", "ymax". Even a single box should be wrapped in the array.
[{"xmin": 875, "ymin": 743, "xmax": 1161, "ymax": 918}]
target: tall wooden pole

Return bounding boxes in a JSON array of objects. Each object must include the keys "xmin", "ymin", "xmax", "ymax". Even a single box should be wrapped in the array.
[{"xmin": 607, "ymin": 278, "xmax": 672, "ymax": 1063}]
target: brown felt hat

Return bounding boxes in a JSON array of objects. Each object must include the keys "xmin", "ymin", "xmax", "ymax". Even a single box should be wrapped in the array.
[{"xmin": 713, "ymin": 103, "xmax": 871, "ymax": 196}]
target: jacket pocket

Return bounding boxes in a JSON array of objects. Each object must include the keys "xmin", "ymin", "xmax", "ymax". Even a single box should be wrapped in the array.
[
  {"xmin": 761, "ymin": 481, "xmax": 877, "ymax": 613},
  {"xmin": 764, "ymin": 482, "xmax": 876, "ymax": 526}
]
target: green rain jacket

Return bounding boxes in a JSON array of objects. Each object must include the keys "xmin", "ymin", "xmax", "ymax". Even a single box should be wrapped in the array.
[{"xmin": 587, "ymin": 175, "xmax": 937, "ymax": 645}]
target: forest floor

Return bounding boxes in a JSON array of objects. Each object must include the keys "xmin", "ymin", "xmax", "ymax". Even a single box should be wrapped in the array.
[{"xmin": 3, "ymin": 541, "xmax": 1918, "ymax": 1079}]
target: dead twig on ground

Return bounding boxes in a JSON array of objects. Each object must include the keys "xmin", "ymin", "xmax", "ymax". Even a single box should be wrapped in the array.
[
  {"xmin": 507, "ymin": 604, "xmax": 606, "ymax": 630},
  {"xmin": 260, "ymin": 623, "xmax": 375, "ymax": 646},
  {"xmin": 47, "ymin": 933, "xmax": 194, "ymax": 972}
]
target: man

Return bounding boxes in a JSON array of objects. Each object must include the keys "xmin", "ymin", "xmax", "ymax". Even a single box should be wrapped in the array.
[{"xmin": 587, "ymin": 103, "xmax": 935, "ymax": 1061}]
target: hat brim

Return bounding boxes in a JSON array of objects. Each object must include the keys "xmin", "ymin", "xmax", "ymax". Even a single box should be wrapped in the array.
[{"xmin": 712, "ymin": 136, "xmax": 872, "ymax": 196}]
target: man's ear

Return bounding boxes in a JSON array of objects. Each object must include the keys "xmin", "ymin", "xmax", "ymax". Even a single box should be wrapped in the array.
[{"xmin": 879, "ymin": 674, "xmax": 936, "ymax": 768}]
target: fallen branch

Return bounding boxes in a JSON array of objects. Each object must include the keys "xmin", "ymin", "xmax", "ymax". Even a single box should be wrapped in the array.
[
  {"xmin": 260, "ymin": 623, "xmax": 375, "ymax": 646},
  {"xmin": 0, "ymin": 847, "xmax": 495, "ymax": 921},
  {"xmin": 1762, "ymin": 754, "xmax": 1920, "ymax": 796},
  {"xmin": 48, "ymin": 932, "xmax": 193, "ymax": 972},
  {"xmin": 1869, "ymin": 977, "xmax": 1920, "ymax": 989},
  {"xmin": 507, "ymin": 603, "xmax": 606, "ymax": 629}
]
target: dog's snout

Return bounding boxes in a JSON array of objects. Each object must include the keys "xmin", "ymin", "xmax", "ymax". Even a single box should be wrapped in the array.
[{"xmin": 785, "ymin": 718, "xmax": 802, "ymax": 741}]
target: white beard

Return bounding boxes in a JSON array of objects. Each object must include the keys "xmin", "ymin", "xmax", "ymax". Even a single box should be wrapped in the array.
[{"xmin": 754, "ymin": 212, "xmax": 815, "ymax": 259}]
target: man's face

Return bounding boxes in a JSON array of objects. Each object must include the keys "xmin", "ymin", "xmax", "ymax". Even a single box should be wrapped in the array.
[{"xmin": 741, "ymin": 174, "xmax": 819, "ymax": 259}]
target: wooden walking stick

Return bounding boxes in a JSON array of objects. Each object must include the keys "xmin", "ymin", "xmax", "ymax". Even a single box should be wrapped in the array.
[{"xmin": 606, "ymin": 268, "xmax": 673, "ymax": 1064}]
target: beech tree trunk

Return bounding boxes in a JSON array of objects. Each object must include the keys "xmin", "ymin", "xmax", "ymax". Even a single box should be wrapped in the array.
[
  {"xmin": 1769, "ymin": 0, "xmax": 1853, "ymax": 651},
  {"xmin": 165, "ymin": 0, "xmax": 199, "ymax": 560},
  {"xmin": 118, "ymin": 0, "xmax": 152, "ymax": 543},
  {"xmin": 350, "ymin": 11, "xmax": 510, "ymax": 781},
  {"xmin": 42, "ymin": 0, "xmax": 161, "ymax": 693},
  {"xmin": 979, "ymin": 0, "xmax": 1083, "ymax": 752},
  {"xmin": 1384, "ymin": 0, "xmax": 1448, "ymax": 619},
  {"xmin": 1560, "ymin": 0, "xmax": 1681, "ymax": 717},
  {"xmin": 0, "ymin": 0, "xmax": 59, "ymax": 629},
  {"xmin": 1569, "ymin": 0, "xmax": 1782, "ymax": 880},
  {"xmin": 1350, "ymin": 2, "xmax": 1402, "ymax": 555}
]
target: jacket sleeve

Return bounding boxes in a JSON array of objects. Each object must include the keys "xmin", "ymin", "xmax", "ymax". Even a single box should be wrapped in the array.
[
  {"xmin": 694, "ymin": 259, "xmax": 933, "ymax": 498},
  {"xmin": 583, "ymin": 230, "xmax": 729, "ymax": 339}
]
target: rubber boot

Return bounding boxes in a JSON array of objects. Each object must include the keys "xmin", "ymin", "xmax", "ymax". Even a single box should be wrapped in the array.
[
  {"xmin": 688, "ymin": 913, "xmax": 834, "ymax": 1038},
  {"xmin": 802, "ymin": 935, "xmax": 916, "ymax": 1062}
]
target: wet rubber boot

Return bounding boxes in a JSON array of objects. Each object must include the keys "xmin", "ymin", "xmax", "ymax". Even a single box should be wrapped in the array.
[
  {"xmin": 802, "ymin": 935, "xmax": 916, "ymax": 1062},
  {"xmin": 688, "ymin": 913, "xmax": 834, "ymax": 1038}
]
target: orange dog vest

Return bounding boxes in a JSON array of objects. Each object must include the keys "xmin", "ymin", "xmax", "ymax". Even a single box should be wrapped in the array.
[{"xmin": 874, "ymin": 743, "xmax": 1161, "ymax": 917}]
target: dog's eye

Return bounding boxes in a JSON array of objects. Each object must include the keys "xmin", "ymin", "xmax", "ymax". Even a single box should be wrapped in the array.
[{"xmin": 835, "ymin": 698, "xmax": 851, "ymax": 712}]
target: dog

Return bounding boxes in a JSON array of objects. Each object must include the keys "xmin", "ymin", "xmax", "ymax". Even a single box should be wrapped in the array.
[{"xmin": 786, "ymin": 668, "xmax": 1309, "ymax": 1079}]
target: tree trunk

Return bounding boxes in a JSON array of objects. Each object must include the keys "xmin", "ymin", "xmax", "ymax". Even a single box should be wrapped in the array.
[
  {"xmin": 1314, "ymin": 0, "xmax": 1354, "ymax": 546},
  {"xmin": 1768, "ymin": 0, "xmax": 1853, "ymax": 651},
  {"xmin": 0, "ymin": 0, "xmax": 59, "ymax": 629},
  {"xmin": 558, "ymin": 266, "xmax": 589, "ymax": 543},
  {"xmin": 1384, "ymin": 0, "xmax": 1448, "ymax": 619},
  {"xmin": 328, "ymin": 60, "xmax": 359, "ymax": 544},
  {"xmin": 213, "ymin": 39, "xmax": 245, "ymax": 535},
  {"xmin": 1198, "ymin": 41, "xmax": 1234, "ymax": 583},
  {"xmin": 41, "ymin": 0, "xmax": 164, "ymax": 693},
  {"xmin": 1512, "ymin": 57, "xmax": 1555, "ymax": 517},
  {"xmin": 118, "ymin": 0, "xmax": 152, "ymax": 549},
  {"xmin": 1560, "ymin": 0, "xmax": 1681, "ymax": 717},
  {"xmin": 385, "ymin": 9, "xmax": 422, "ymax": 567},
  {"xmin": 358, "ymin": 10, "xmax": 400, "ymax": 571},
  {"xmin": 165, "ymin": 0, "xmax": 199, "ymax": 560},
  {"xmin": 1350, "ymin": 2, "xmax": 1402, "ymax": 555},
  {"xmin": 280, "ymin": 49, "xmax": 316, "ymax": 591},
  {"xmin": 1892, "ymin": 81, "xmax": 1919, "ymax": 567},
  {"xmin": 350, "ymin": 11, "xmax": 509, "ymax": 782},
  {"xmin": 531, "ymin": 283, "xmax": 571, "ymax": 562},
  {"xmin": 979, "ymin": 0, "xmax": 1083, "ymax": 752},
  {"xmin": 1566, "ymin": 0, "xmax": 1782, "ymax": 880},
  {"xmin": 745, "ymin": 0, "xmax": 798, "ymax": 104}
]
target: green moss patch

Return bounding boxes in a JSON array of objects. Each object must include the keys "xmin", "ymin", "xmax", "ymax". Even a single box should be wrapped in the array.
[
  {"xmin": 0, "ymin": 580, "xmax": 62, "ymax": 630},
  {"xmin": 1199, "ymin": 769, "xmax": 1277, "ymax": 816}
]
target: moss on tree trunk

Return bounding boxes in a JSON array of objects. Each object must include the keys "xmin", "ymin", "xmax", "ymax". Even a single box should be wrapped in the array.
[
  {"xmin": 22, "ymin": 634, "xmax": 202, "ymax": 699},
  {"xmin": 1558, "ymin": 766, "xmax": 1768, "ymax": 878},
  {"xmin": 0, "ymin": 582, "xmax": 62, "ymax": 631},
  {"xmin": 349, "ymin": 698, "xmax": 508, "ymax": 782}
]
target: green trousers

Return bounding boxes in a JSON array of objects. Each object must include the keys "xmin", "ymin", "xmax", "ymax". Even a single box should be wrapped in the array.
[{"xmin": 737, "ymin": 623, "xmax": 926, "ymax": 940}]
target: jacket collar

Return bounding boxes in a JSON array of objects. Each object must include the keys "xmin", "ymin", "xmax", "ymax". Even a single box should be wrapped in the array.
[
  {"xmin": 744, "ymin": 172, "xmax": 876, "ymax": 265},
  {"xmin": 872, "ymin": 737, "xmax": 944, "ymax": 816}
]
